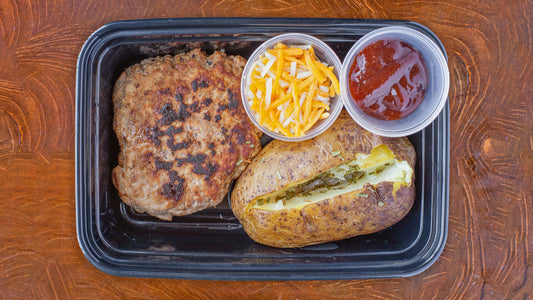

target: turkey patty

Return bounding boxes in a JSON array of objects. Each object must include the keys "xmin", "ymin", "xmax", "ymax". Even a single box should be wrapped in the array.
[{"xmin": 112, "ymin": 49, "xmax": 261, "ymax": 220}]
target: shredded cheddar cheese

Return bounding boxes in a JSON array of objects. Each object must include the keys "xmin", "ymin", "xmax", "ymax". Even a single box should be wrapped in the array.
[{"xmin": 247, "ymin": 43, "xmax": 339, "ymax": 137}]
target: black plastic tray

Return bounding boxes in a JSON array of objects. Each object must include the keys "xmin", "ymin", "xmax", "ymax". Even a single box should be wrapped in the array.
[{"xmin": 76, "ymin": 18, "xmax": 449, "ymax": 280}]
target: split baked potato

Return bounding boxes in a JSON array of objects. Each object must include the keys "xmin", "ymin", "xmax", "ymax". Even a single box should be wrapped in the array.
[{"xmin": 231, "ymin": 112, "xmax": 416, "ymax": 248}]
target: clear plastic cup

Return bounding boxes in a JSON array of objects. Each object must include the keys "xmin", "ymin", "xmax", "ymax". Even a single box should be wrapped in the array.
[
  {"xmin": 340, "ymin": 26, "xmax": 450, "ymax": 137},
  {"xmin": 241, "ymin": 33, "xmax": 343, "ymax": 141}
]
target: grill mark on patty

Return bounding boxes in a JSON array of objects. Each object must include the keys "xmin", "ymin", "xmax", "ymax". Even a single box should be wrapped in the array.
[
  {"xmin": 175, "ymin": 153, "xmax": 219, "ymax": 180},
  {"xmin": 161, "ymin": 170, "xmax": 185, "ymax": 203},
  {"xmin": 192, "ymin": 163, "xmax": 219, "ymax": 180},
  {"xmin": 232, "ymin": 125, "xmax": 248, "ymax": 145},
  {"xmin": 166, "ymin": 126, "xmax": 189, "ymax": 150},
  {"xmin": 155, "ymin": 157, "xmax": 173, "ymax": 170},
  {"xmin": 203, "ymin": 98, "xmax": 213, "ymax": 106},
  {"xmin": 147, "ymin": 126, "xmax": 163, "ymax": 146},
  {"xmin": 167, "ymin": 140, "xmax": 189, "ymax": 151},
  {"xmin": 208, "ymin": 143, "xmax": 216, "ymax": 156},
  {"xmin": 158, "ymin": 94, "xmax": 193, "ymax": 125},
  {"xmin": 227, "ymin": 88, "xmax": 240, "ymax": 111},
  {"xmin": 192, "ymin": 78, "xmax": 208, "ymax": 91},
  {"xmin": 189, "ymin": 101, "xmax": 201, "ymax": 112},
  {"xmin": 158, "ymin": 103, "xmax": 179, "ymax": 125},
  {"xmin": 160, "ymin": 87, "xmax": 171, "ymax": 95},
  {"xmin": 167, "ymin": 125, "xmax": 184, "ymax": 135},
  {"xmin": 176, "ymin": 102, "xmax": 191, "ymax": 121},
  {"xmin": 217, "ymin": 104, "xmax": 228, "ymax": 112},
  {"xmin": 148, "ymin": 125, "xmax": 183, "ymax": 148},
  {"xmin": 176, "ymin": 153, "xmax": 207, "ymax": 167}
]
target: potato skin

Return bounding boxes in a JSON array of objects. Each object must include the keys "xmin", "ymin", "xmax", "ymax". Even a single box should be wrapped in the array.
[{"xmin": 231, "ymin": 111, "xmax": 416, "ymax": 248}]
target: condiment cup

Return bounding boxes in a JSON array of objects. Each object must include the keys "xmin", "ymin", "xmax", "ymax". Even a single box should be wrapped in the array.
[
  {"xmin": 340, "ymin": 26, "xmax": 450, "ymax": 137},
  {"xmin": 241, "ymin": 33, "xmax": 343, "ymax": 141}
]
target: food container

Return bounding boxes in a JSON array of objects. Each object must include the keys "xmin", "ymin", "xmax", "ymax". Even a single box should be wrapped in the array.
[
  {"xmin": 76, "ymin": 18, "xmax": 449, "ymax": 280},
  {"xmin": 241, "ymin": 33, "xmax": 343, "ymax": 141},
  {"xmin": 341, "ymin": 26, "xmax": 450, "ymax": 137}
]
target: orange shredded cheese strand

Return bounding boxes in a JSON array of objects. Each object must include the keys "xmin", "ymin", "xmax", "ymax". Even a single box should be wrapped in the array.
[
  {"xmin": 304, "ymin": 50, "xmax": 326, "ymax": 82},
  {"xmin": 273, "ymin": 48, "xmax": 283, "ymax": 95},
  {"xmin": 291, "ymin": 82, "xmax": 300, "ymax": 136},
  {"xmin": 312, "ymin": 100, "xmax": 330, "ymax": 110},
  {"xmin": 303, "ymin": 108, "xmax": 325, "ymax": 132},
  {"xmin": 267, "ymin": 47, "xmax": 303, "ymax": 56},
  {"xmin": 315, "ymin": 62, "xmax": 340, "ymax": 95},
  {"xmin": 303, "ymin": 80, "xmax": 317, "ymax": 124}
]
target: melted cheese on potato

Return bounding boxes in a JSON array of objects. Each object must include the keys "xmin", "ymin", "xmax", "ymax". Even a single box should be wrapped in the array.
[{"xmin": 252, "ymin": 144, "xmax": 413, "ymax": 211}]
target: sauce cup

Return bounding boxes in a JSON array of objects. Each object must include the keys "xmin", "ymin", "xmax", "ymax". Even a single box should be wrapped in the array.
[{"xmin": 340, "ymin": 26, "xmax": 449, "ymax": 137}]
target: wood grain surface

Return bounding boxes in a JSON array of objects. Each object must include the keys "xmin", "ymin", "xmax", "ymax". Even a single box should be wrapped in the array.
[{"xmin": 1, "ymin": 0, "xmax": 532, "ymax": 299}]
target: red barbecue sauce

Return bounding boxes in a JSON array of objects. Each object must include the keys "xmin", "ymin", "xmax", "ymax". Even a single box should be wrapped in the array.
[{"xmin": 349, "ymin": 39, "xmax": 428, "ymax": 120}]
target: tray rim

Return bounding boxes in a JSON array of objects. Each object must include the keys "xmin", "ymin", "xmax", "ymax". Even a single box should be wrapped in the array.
[{"xmin": 75, "ymin": 17, "xmax": 449, "ymax": 280}]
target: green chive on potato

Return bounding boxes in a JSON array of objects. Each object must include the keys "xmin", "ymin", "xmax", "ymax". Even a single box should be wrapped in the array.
[{"xmin": 230, "ymin": 112, "xmax": 416, "ymax": 248}]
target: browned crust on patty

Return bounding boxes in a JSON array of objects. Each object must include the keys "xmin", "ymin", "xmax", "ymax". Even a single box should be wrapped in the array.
[{"xmin": 112, "ymin": 49, "xmax": 262, "ymax": 220}]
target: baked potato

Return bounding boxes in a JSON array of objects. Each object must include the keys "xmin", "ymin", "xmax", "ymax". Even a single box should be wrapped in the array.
[{"xmin": 230, "ymin": 112, "xmax": 416, "ymax": 248}]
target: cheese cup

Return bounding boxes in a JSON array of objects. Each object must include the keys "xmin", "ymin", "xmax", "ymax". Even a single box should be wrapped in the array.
[{"xmin": 241, "ymin": 33, "xmax": 343, "ymax": 142}]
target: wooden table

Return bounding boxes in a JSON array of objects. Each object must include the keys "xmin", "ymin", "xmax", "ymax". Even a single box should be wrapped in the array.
[{"xmin": 1, "ymin": 0, "xmax": 531, "ymax": 298}]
